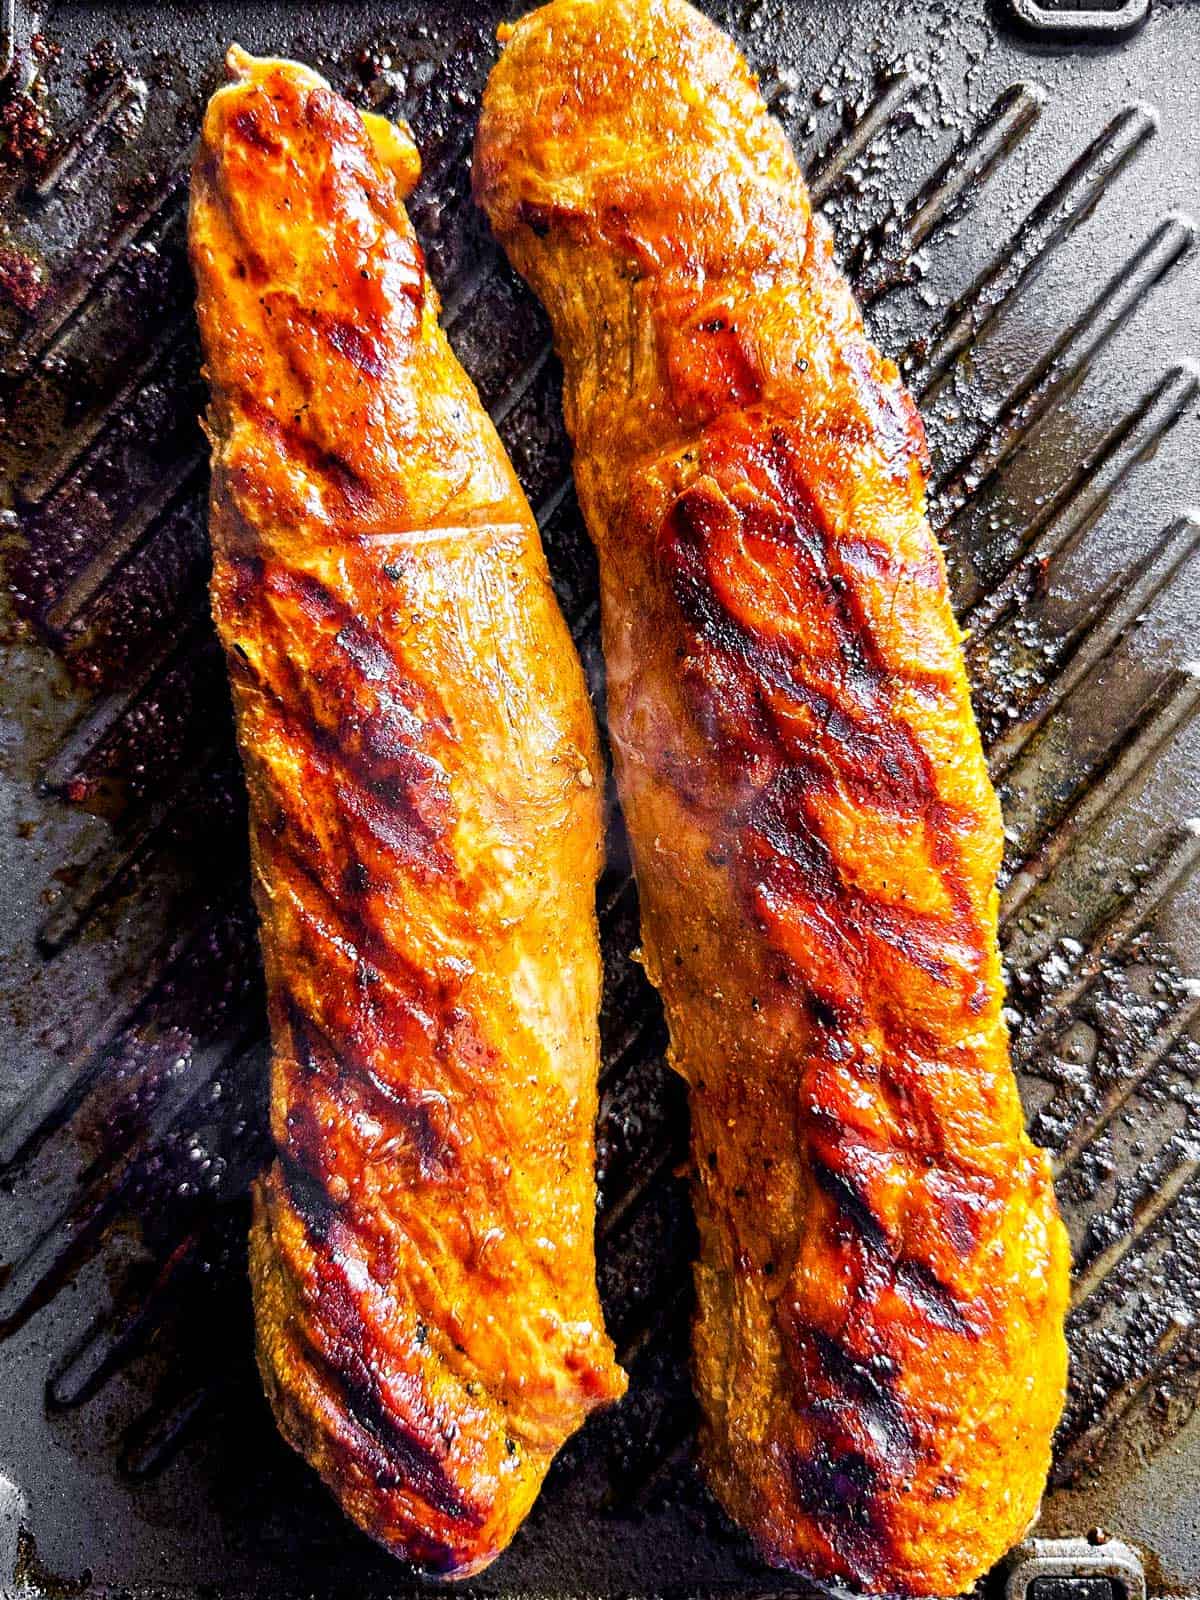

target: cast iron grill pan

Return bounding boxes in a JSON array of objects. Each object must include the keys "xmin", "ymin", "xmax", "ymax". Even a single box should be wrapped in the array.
[{"xmin": 0, "ymin": 0, "xmax": 1197, "ymax": 1594}]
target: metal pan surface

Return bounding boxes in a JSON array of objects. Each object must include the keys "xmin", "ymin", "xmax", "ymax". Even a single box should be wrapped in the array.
[{"xmin": 0, "ymin": 0, "xmax": 1197, "ymax": 1594}]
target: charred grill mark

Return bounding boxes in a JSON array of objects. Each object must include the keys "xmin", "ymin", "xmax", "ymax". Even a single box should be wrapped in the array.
[
  {"xmin": 657, "ymin": 418, "xmax": 985, "ymax": 1003},
  {"xmin": 282, "ymin": 1086, "xmax": 339, "ymax": 1183},
  {"xmin": 807, "ymin": 990, "xmax": 851, "ymax": 1037},
  {"xmin": 286, "ymin": 1062, "xmax": 460, "ymax": 1203},
  {"xmin": 259, "ymin": 813, "xmax": 426, "ymax": 998},
  {"xmin": 839, "ymin": 342, "xmax": 928, "ymax": 475},
  {"xmin": 515, "ymin": 196, "xmax": 579, "ymax": 239},
  {"xmin": 232, "ymin": 105, "xmax": 282, "ymax": 157},
  {"xmin": 856, "ymin": 900, "xmax": 954, "ymax": 987},
  {"xmin": 663, "ymin": 486, "xmax": 870, "ymax": 778},
  {"xmin": 750, "ymin": 776, "xmax": 841, "ymax": 895},
  {"xmin": 279, "ymin": 971, "xmax": 459, "ymax": 1188},
  {"xmin": 336, "ymin": 1382, "xmax": 481, "ymax": 1532},
  {"xmin": 747, "ymin": 774, "xmax": 966, "ymax": 991},
  {"xmin": 295, "ymin": 1244, "xmax": 482, "ymax": 1528},
  {"xmin": 238, "ymin": 397, "xmax": 377, "ymax": 521},
  {"xmin": 264, "ymin": 861, "xmax": 476, "ymax": 1209},
  {"xmin": 893, "ymin": 1258, "xmax": 980, "ymax": 1340},
  {"xmin": 226, "ymin": 549, "xmax": 265, "ymax": 607},
  {"xmin": 266, "ymin": 824, "xmax": 570, "ymax": 1404},
  {"xmin": 361, "ymin": 1066, "xmax": 457, "ymax": 1184},
  {"xmin": 836, "ymin": 534, "xmax": 940, "ymax": 590},
  {"xmin": 330, "ymin": 612, "xmax": 397, "ymax": 685},
  {"xmin": 286, "ymin": 993, "xmax": 340, "ymax": 1078},
  {"xmin": 270, "ymin": 886, "xmax": 471, "ymax": 1195},
  {"xmin": 226, "ymin": 558, "xmax": 455, "ymax": 881},
  {"xmin": 261, "ymin": 564, "xmax": 427, "ymax": 718},
  {"xmin": 297, "ymin": 305, "xmax": 388, "ymax": 379},
  {"xmin": 337, "ymin": 776, "xmax": 453, "ymax": 882},
  {"xmin": 803, "ymin": 1330, "xmax": 916, "ymax": 1469},
  {"xmin": 216, "ymin": 77, "xmax": 428, "ymax": 436},
  {"xmin": 926, "ymin": 1170, "xmax": 987, "ymax": 1260},
  {"xmin": 783, "ymin": 1437, "xmax": 892, "ymax": 1581},
  {"xmin": 253, "ymin": 795, "xmax": 388, "ymax": 978},
  {"xmin": 811, "ymin": 1153, "xmax": 891, "ymax": 1257},
  {"xmin": 809, "ymin": 1151, "xmax": 981, "ymax": 1343},
  {"xmin": 280, "ymin": 1154, "xmax": 336, "ymax": 1245},
  {"xmin": 274, "ymin": 1093, "xmax": 488, "ymax": 1535}
]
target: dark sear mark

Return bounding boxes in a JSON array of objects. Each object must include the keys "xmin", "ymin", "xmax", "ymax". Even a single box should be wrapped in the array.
[
  {"xmin": 237, "ymin": 398, "xmax": 379, "ymax": 522},
  {"xmin": 225, "ymin": 555, "xmax": 455, "ymax": 881},
  {"xmin": 321, "ymin": 312, "xmax": 388, "ymax": 378},
  {"xmin": 656, "ymin": 414, "xmax": 980, "ymax": 959},
  {"xmin": 784, "ymin": 1436, "xmax": 893, "ymax": 1581},
  {"xmin": 279, "ymin": 984, "xmax": 459, "ymax": 1189},
  {"xmin": 268, "ymin": 1159, "xmax": 481, "ymax": 1534},
  {"xmin": 938, "ymin": 1189, "xmax": 985, "ymax": 1260},
  {"xmin": 280, "ymin": 1153, "xmax": 336, "ymax": 1244},
  {"xmin": 232, "ymin": 105, "xmax": 283, "ymax": 156},
  {"xmin": 299, "ymin": 1275, "xmax": 483, "ymax": 1531},
  {"xmin": 810, "ymin": 1153, "xmax": 892, "ymax": 1258},
  {"xmin": 800, "ymin": 1328, "xmax": 917, "ymax": 1470},
  {"xmin": 893, "ymin": 1258, "xmax": 981, "ymax": 1340},
  {"xmin": 807, "ymin": 1152, "xmax": 983, "ymax": 1346}
]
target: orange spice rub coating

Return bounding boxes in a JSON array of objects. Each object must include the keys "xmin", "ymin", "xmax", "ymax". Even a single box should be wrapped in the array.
[
  {"xmin": 474, "ymin": 2, "xmax": 1070, "ymax": 1591},
  {"xmin": 189, "ymin": 49, "xmax": 624, "ymax": 1578}
]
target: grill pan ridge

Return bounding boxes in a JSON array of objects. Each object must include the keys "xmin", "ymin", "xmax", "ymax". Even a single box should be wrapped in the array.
[{"xmin": 0, "ymin": 0, "xmax": 1198, "ymax": 1596}]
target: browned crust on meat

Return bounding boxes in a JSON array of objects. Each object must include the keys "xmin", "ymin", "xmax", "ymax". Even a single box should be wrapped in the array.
[
  {"xmin": 190, "ymin": 47, "xmax": 625, "ymax": 1578},
  {"xmin": 474, "ymin": 2, "xmax": 1070, "ymax": 1592}
]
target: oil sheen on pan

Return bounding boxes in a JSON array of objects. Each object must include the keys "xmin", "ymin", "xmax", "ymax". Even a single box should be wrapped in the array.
[
  {"xmin": 474, "ymin": 0, "xmax": 1072, "ymax": 1592},
  {"xmin": 188, "ymin": 48, "xmax": 625, "ymax": 1578}
]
